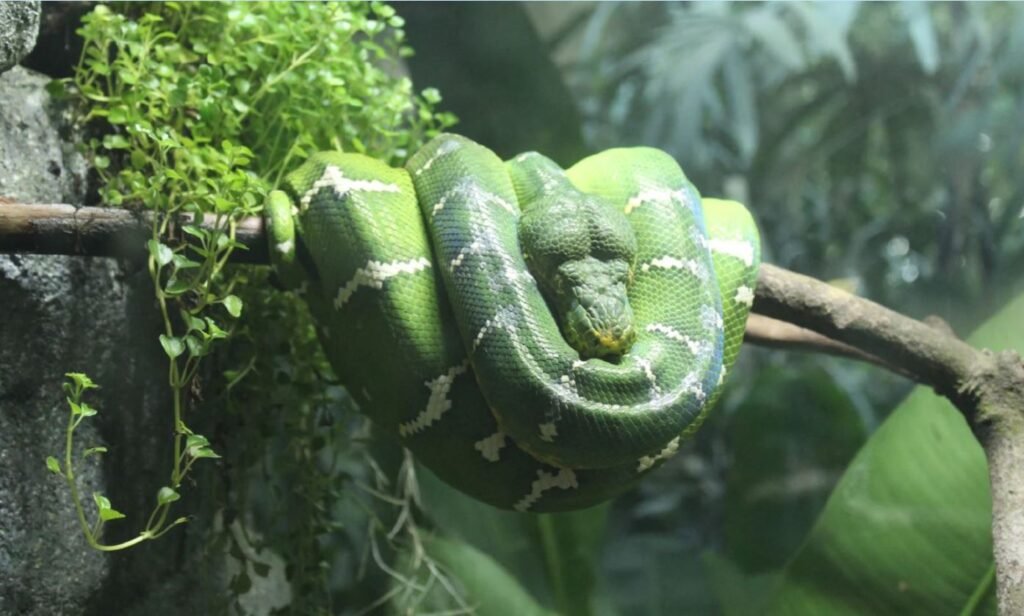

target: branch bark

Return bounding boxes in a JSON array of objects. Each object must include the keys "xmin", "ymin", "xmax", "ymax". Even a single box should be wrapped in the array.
[{"xmin": 3, "ymin": 201, "xmax": 1024, "ymax": 611}]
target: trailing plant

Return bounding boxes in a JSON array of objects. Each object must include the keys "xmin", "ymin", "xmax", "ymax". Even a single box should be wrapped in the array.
[{"xmin": 47, "ymin": 1, "xmax": 452, "ymax": 584}]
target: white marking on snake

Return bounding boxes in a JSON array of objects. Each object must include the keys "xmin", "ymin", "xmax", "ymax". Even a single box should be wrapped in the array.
[
  {"xmin": 472, "ymin": 318, "xmax": 494, "ymax": 351},
  {"xmin": 300, "ymin": 165, "xmax": 400, "ymax": 210},
  {"xmin": 539, "ymin": 422, "xmax": 558, "ymax": 442},
  {"xmin": 474, "ymin": 431, "xmax": 507, "ymax": 462},
  {"xmin": 635, "ymin": 357, "xmax": 661, "ymax": 395},
  {"xmin": 645, "ymin": 323, "xmax": 705, "ymax": 356},
  {"xmin": 636, "ymin": 436, "xmax": 681, "ymax": 472},
  {"xmin": 701, "ymin": 304, "xmax": 725, "ymax": 331},
  {"xmin": 431, "ymin": 194, "xmax": 450, "ymax": 217},
  {"xmin": 624, "ymin": 188, "xmax": 684, "ymax": 214},
  {"xmin": 334, "ymin": 257, "xmax": 432, "ymax": 308},
  {"xmin": 414, "ymin": 139, "xmax": 461, "ymax": 176},
  {"xmin": 275, "ymin": 239, "xmax": 294, "ymax": 255},
  {"xmin": 639, "ymin": 256, "xmax": 709, "ymax": 281},
  {"xmin": 398, "ymin": 362, "xmax": 468, "ymax": 437},
  {"xmin": 514, "ymin": 468, "xmax": 578, "ymax": 512},
  {"xmin": 735, "ymin": 285, "xmax": 755, "ymax": 307},
  {"xmin": 708, "ymin": 238, "xmax": 755, "ymax": 267},
  {"xmin": 450, "ymin": 240, "xmax": 482, "ymax": 272}
]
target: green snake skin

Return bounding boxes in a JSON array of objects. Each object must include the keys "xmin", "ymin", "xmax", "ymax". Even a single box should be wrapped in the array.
[{"xmin": 264, "ymin": 134, "xmax": 760, "ymax": 512}]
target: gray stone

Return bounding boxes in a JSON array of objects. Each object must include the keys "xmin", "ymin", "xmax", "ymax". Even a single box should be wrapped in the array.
[
  {"xmin": 0, "ymin": 65, "xmax": 177, "ymax": 615},
  {"xmin": 0, "ymin": 1, "xmax": 40, "ymax": 74},
  {"xmin": 0, "ymin": 63, "xmax": 290, "ymax": 616}
]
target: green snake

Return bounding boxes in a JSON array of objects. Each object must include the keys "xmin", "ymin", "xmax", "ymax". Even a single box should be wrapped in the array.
[{"xmin": 264, "ymin": 134, "xmax": 760, "ymax": 512}]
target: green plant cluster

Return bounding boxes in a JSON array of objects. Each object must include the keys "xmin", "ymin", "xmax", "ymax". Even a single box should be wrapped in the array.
[{"xmin": 50, "ymin": 0, "xmax": 453, "ymax": 592}]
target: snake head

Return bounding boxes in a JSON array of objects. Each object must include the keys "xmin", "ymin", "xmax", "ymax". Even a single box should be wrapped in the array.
[
  {"xmin": 519, "ymin": 190, "xmax": 639, "ymax": 360},
  {"xmin": 558, "ymin": 257, "xmax": 637, "ymax": 358}
]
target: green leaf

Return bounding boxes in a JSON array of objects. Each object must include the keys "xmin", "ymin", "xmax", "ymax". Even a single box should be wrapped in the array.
[
  {"xmin": 46, "ymin": 456, "xmax": 62, "ymax": 475},
  {"xmin": 157, "ymin": 486, "xmax": 180, "ymax": 506},
  {"xmin": 93, "ymin": 492, "xmax": 112, "ymax": 511},
  {"xmin": 901, "ymin": 2, "xmax": 940, "ymax": 75},
  {"xmin": 83, "ymin": 446, "xmax": 108, "ymax": 458},
  {"xmin": 102, "ymin": 133, "xmax": 130, "ymax": 150},
  {"xmin": 65, "ymin": 372, "xmax": 98, "ymax": 391},
  {"xmin": 164, "ymin": 277, "xmax": 191, "ymax": 296},
  {"xmin": 99, "ymin": 507, "xmax": 126, "ymax": 522},
  {"xmin": 723, "ymin": 365, "xmax": 865, "ymax": 572},
  {"xmin": 184, "ymin": 334, "xmax": 206, "ymax": 357},
  {"xmin": 77, "ymin": 402, "xmax": 98, "ymax": 417},
  {"xmin": 159, "ymin": 334, "xmax": 185, "ymax": 359},
  {"xmin": 761, "ymin": 295, "xmax": 1024, "ymax": 615},
  {"xmin": 223, "ymin": 295, "xmax": 243, "ymax": 318},
  {"xmin": 94, "ymin": 492, "xmax": 125, "ymax": 520},
  {"xmin": 147, "ymin": 239, "xmax": 173, "ymax": 266},
  {"xmin": 186, "ymin": 434, "xmax": 210, "ymax": 449},
  {"xmin": 108, "ymin": 106, "xmax": 129, "ymax": 124},
  {"xmin": 205, "ymin": 318, "xmax": 228, "ymax": 339},
  {"xmin": 130, "ymin": 149, "xmax": 147, "ymax": 170},
  {"xmin": 181, "ymin": 225, "xmax": 206, "ymax": 242},
  {"xmin": 393, "ymin": 535, "xmax": 552, "ymax": 616},
  {"xmin": 186, "ymin": 434, "xmax": 220, "ymax": 459},
  {"xmin": 417, "ymin": 464, "xmax": 606, "ymax": 616},
  {"xmin": 172, "ymin": 253, "xmax": 200, "ymax": 270}
]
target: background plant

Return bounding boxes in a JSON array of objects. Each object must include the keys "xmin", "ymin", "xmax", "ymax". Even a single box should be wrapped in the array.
[{"xmin": 52, "ymin": 1, "xmax": 452, "ymax": 609}]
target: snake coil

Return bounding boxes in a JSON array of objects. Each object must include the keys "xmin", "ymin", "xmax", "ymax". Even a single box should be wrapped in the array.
[{"xmin": 265, "ymin": 134, "xmax": 760, "ymax": 512}]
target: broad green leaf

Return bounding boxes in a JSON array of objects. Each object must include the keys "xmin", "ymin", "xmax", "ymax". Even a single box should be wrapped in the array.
[
  {"xmin": 392, "ymin": 534, "xmax": 552, "ymax": 616},
  {"xmin": 761, "ymin": 294, "xmax": 1024, "ymax": 615},
  {"xmin": 417, "ymin": 465, "xmax": 607, "ymax": 615},
  {"xmin": 704, "ymin": 552, "xmax": 780, "ymax": 616},
  {"xmin": 724, "ymin": 365, "xmax": 866, "ymax": 573}
]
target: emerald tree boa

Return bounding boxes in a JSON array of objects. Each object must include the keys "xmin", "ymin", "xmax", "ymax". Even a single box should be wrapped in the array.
[{"xmin": 265, "ymin": 134, "xmax": 760, "ymax": 512}]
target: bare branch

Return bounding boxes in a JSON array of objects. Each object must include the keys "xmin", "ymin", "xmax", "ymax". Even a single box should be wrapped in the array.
[{"xmin": 0, "ymin": 201, "xmax": 267, "ymax": 263}]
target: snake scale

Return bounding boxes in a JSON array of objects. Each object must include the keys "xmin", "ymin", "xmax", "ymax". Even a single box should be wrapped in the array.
[{"xmin": 265, "ymin": 134, "xmax": 760, "ymax": 512}]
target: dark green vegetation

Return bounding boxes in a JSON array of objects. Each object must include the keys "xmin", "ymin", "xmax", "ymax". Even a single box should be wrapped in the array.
[{"xmin": 53, "ymin": 2, "xmax": 1023, "ymax": 614}]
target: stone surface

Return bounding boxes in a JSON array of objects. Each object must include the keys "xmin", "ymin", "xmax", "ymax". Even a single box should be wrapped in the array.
[
  {"xmin": 0, "ymin": 65, "xmax": 174, "ymax": 615},
  {"xmin": 0, "ymin": 63, "xmax": 291, "ymax": 616},
  {"xmin": 0, "ymin": 1, "xmax": 40, "ymax": 74}
]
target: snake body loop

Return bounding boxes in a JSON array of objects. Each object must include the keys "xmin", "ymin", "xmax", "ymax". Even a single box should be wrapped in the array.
[{"xmin": 265, "ymin": 134, "xmax": 760, "ymax": 512}]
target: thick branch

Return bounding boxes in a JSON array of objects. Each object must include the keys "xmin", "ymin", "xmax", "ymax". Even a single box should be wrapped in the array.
[
  {"xmin": 3, "ymin": 201, "xmax": 1024, "ymax": 612},
  {"xmin": 753, "ymin": 264, "xmax": 981, "ymax": 398}
]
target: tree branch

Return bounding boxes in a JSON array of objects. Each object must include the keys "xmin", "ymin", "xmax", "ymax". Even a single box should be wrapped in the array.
[
  {"xmin": 3, "ymin": 201, "xmax": 1024, "ymax": 612},
  {"xmin": 754, "ymin": 264, "xmax": 1024, "ymax": 612}
]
